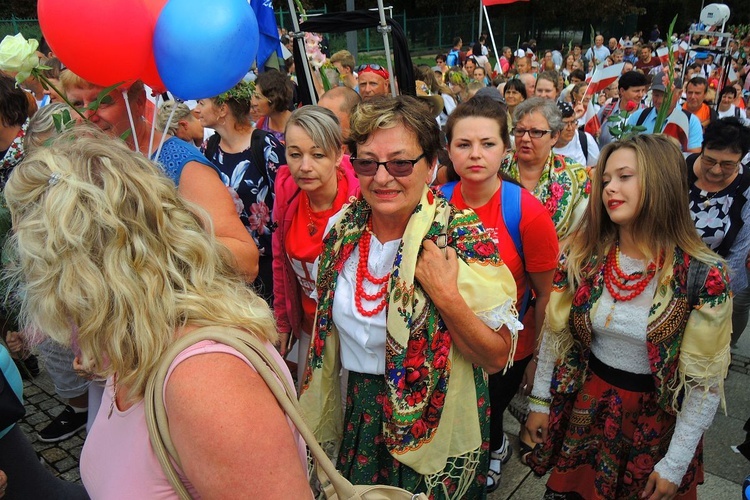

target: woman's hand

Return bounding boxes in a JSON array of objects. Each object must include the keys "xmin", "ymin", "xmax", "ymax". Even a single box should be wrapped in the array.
[
  {"xmin": 277, "ymin": 331, "xmax": 295, "ymax": 357},
  {"xmin": 0, "ymin": 469, "xmax": 7, "ymax": 498},
  {"xmin": 520, "ymin": 359, "xmax": 536, "ymax": 396},
  {"xmin": 641, "ymin": 471, "xmax": 678, "ymax": 500},
  {"xmin": 5, "ymin": 332, "xmax": 23, "ymax": 356},
  {"xmin": 415, "ymin": 239, "xmax": 459, "ymax": 307},
  {"xmin": 526, "ymin": 410, "xmax": 550, "ymax": 444}
]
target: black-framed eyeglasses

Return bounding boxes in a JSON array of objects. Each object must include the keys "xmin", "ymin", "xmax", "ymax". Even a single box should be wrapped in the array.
[
  {"xmin": 357, "ymin": 63, "xmax": 385, "ymax": 73},
  {"xmin": 511, "ymin": 128, "xmax": 553, "ymax": 138},
  {"xmin": 701, "ymin": 153, "xmax": 741, "ymax": 171},
  {"xmin": 350, "ymin": 153, "xmax": 426, "ymax": 177}
]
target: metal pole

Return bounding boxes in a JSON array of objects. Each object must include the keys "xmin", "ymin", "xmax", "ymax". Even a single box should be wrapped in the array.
[
  {"xmin": 376, "ymin": 0, "xmax": 397, "ymax": 96},
  {"xmin": 483, "ymin": 6, "xmax": 501, "ymax": 74},
  {"xmin": 346, "ymin": 0, "xmax": 358, "ymax": 60},
  {"xmin": 286, "ymin": 0, "xmax": 318, "ymax": 105},
  {"xmin": 479, "ymin": 0, "xmax": 484, "ymax": 41}
]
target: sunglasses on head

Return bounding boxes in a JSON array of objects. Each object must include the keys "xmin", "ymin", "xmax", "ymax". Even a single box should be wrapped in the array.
[
  {"xmin": 357, "ymin": 63, "xmax": 385, "ymax": 72},
  {"xmin": 350, "ymin": 153, "xmax": 426, "ymax": 177}
]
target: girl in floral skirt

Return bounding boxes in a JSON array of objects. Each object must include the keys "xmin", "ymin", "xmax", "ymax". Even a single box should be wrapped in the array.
[{"xmin": 526, "ymin": 134, "xmax": 732, "ymax": 499}]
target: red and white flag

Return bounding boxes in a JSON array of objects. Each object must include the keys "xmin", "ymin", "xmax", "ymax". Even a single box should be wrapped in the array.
[
  {"xmin": 482, "ymin": 0, "xmax": 529, "ymax": 4},
  {"xmin": 656, "ymin": 47, "xmax": 669, "ymax": 64},
  {"xmin": 585, "ymin": 62, "xmax": 626, "ymax": 95},
  {"xmin": 678, "ymin": 41, "xmax": 690, "ymax": 55},
  {"xmin": 583, "ymin": 102, "xmax": 601, "ymax": 137},
  {"xmin": 662, "ymin": 108, "xmax": 692, "ymax": 152}
]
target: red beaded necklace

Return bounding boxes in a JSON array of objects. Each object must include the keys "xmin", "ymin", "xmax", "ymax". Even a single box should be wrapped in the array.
[
  {"xmin": 602, "ymin": 243, "xmax": 657, "ymax": 327},
  {"xmin": 355, "ymin": 220, "xmax": 390, "ymax": 317}
]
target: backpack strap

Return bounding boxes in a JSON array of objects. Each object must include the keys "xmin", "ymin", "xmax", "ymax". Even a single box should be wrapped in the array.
[
  {"xmin": 203, "ymin": 132, "xmax": 221, "ymax": 162},
  {"xmin": 735, "ymin": 107, "xmax": 742, "ymax": 118},
  {"xmin": 500, "ymin": 181, "xmax": 532, "ymax": 318},
  {"xmin": 250, "ymin": 129, "xmax": 273, "ymax": 193},
  {"xmin": 686, "ymin": 258, "xmax": 710, "ymax": 310},
  {"xmin": 635, "ymin": 107, "xmax": 654, "ymax": 127},
  {"xmin": 577, "ymin": 129, "xmax": 589, "ymax": 162},
  {"xmin": 439, "ymin": 181, "xmax": 458, "ymax": 201}
]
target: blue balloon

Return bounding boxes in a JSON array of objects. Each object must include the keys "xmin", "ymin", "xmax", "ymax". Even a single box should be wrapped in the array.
[{"xmin": 154, "ymin": 0, "xmax": 259, "ymax": 100}]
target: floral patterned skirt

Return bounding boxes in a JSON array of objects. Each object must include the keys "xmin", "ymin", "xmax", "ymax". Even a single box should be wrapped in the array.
[
  {"xmin": 338, "ymin": 371, "xmax": 488, "ymax": 500},
  {"xmin": 529, "ymin": 361, "xmax": 703, "ymax": 500}
]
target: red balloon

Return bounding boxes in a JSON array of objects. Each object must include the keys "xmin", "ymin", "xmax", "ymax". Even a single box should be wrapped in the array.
[
  {"xmin": 38, "ymin": 0, "xmax": 152, "ymax": 87},
  {"xmin": 140, "ymin": 0, "xmax": 168, "ymax": 93}
]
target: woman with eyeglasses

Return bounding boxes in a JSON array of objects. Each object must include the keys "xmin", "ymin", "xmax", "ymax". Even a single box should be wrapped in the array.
[
  {"xmin": 441, "ymin": 96, "xmax": 559, "ymax": 493},
  {"xmin": 196, "ymin": 80, "xmax": 286, "ymax": 305},
  {"xmin": 272, "ymin": 106, "xmax": 359, "ymax": 382},
  {"xmin": 526, "ymin": 134, "xmax": 731, "ymax": 500},
  {"xmin": 298, "ymin": 95, "xmax": 522, "ymax": 499},
  {"xmin": 501, "ymin": 97, "xmax": 591, "ymax": 240},
  {"xmin": 687, "ymin": 117, "xmax": 750, "ymax": 347}
]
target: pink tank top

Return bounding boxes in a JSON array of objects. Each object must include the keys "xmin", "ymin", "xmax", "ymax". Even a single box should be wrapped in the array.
[{"xmin": 80, "ymin": 339, "xmax": 308, "ymax": 499}]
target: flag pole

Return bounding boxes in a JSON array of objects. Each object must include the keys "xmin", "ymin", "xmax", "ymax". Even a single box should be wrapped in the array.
[
  {"xmin": 286, "ymin": 0, "xmax": 317, "ymax": 104},
  {"xmin": 483, "ymin": 5, "xmax": 502, "ymax": 74},
  {"xmin": 478, "ymin": 0, "xmax": 483, "ymax": 41},
  {"xmin": 376, "ymin": 0, "xmax": 397, "ymax": 97}
]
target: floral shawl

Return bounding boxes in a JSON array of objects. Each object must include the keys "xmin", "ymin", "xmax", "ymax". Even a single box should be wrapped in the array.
[
  {"xmin": 299, "ymin": 186, "xmax": 520, "ymax": 483},
  {"xmin": 544, "ymin": 246, "xmax": 732, "ymax": 414},
  {"xmin": 500, "ymin": 151, "xmax": 591, "ymax": 239},
  {"xmin": 0, "ymin": 120, "xmax": 27, "ymax": 188}
]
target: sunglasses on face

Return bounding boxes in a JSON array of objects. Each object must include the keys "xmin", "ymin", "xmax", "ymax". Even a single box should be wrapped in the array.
[{"xmin": 350, "ymin": 153, "xmax": 426, "ymax": 177}]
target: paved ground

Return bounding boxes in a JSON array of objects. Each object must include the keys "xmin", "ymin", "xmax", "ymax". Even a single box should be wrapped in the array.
[{"xmin": 16, "ymin": 330, "xmax": 750, "ymax": 498}]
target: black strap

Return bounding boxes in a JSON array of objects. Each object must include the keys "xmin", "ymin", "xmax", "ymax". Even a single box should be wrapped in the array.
[
  {"xmin": 203, "ymin": 130, "xmax": 272, "ymax": 190},
  {"xmin": 686, "ymin": 258, "xmax": 710, "ymax": 310},
  {"xmin": 635, "ymin": 107, "xmax": 653, "ymax": 127},
  {"xmin": 735, "ymin": 107, "xmax": 742, "ymax": 118},
  {"xmin": 577, "ymin": 129, "xmax": 588, "ymax": 162},
  {"xmin": 203, "ymin": 132, "xmax": 221, "ymax": 162}
]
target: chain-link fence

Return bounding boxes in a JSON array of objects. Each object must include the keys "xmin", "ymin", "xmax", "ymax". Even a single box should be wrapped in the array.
[{"xmin": 0, "ymin": 16, "xmax": 42, "ymax": 42}]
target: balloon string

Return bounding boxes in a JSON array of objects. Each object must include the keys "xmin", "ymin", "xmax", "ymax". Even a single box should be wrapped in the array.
[
  {"xmin": 148, "ymin": 93, "xmax": 160, "ymax": 158},
  {"xmin": 122, "ymin": 90, "xmax": 140, "ymax": 155},
  {"xmin": 154, "ymin": 102, "xmax": 178, "ymax": 164}
]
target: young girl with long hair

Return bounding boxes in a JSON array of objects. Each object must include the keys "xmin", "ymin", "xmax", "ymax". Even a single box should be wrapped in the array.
[{"xmin": 526, "ymin": 134, "xmax": 732, "ymax": 499}]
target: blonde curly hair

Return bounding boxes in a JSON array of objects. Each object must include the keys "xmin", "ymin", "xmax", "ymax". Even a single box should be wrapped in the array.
[{"xmin": 4, "ymin": 131, "xmax": 277, "ymax": 402}]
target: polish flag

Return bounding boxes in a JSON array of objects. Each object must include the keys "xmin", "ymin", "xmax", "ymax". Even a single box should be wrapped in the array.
[
  {"xmin": 678, "ymin": 41, "xmax": 690, "ymax": 56},
  {"xmin": 662, "ymin": 108, "xmax": 691, "ymax": 152},
  {"xmin": 585, "ymin": 62, "xmax": 626, "ymax": 95},
  {"xmin": 583, "ymin": 102, "xmax": 601, "ymax": 137},
  {"xmin": 656, "ymin": 47, "xmax": 670, "ymax": 64},
  {"xmin": 482, "ymin": 0, "xmax": 529, "ymax": 4}
]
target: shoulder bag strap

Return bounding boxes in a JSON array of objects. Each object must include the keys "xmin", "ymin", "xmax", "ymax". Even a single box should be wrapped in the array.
[
  {"xmin": 144, "ymin": 326, "xmax": 362, "ymax": 499},
  {"xmin": 635, "ymin": 107, "xmax": 653, "ymax": 127},
  {"xmin": 577, "ymin": 129, "xmax": 588, "ymax": 162}
]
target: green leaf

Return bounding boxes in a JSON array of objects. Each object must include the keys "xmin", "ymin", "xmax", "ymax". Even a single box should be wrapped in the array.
[
  {"xmin": 632, "ymin": 126, "xmax": 647, "ymax": 132},
  {"xmin": 87, "ymin": 82, "xmax": 123, "ymax": 112},
  {"xmin": 618, "ymin": 110, "xmax": 628, "ymax": 119},
  {"xmin": 52, "ymin": 113, "xmax": 63, "ymax": 133},
  {"xmin": 609, "ymin": 126, "xmax": 622, "ymax": 136},
  {"xmin": 119, "ymin": 129, "xmax": 132, "ymax": 141}
]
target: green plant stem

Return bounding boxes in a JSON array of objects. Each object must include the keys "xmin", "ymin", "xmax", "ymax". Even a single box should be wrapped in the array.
[
  {"xmin": 653, "ymin": 15, "xmax": 678, "ymax": 133},
  {"xmin": 37, "ymin": 73, "xmax": 86, "ymax": 121}
]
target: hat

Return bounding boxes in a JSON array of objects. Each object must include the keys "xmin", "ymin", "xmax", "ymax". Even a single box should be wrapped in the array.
[
  {"xmin": 651, "ymin": 71, "xmax": 683, "ymax": 92},
  {"xmin": 431, "ymin": 66, "xmax": 442, "ymax": 73},
  {"xmin": 415, "ymin": 80, "xmax": 444, "ymax": 118},
  {"xmin": 694, "ymin": 51, "xmax": 709, "ymax": 60},
  {"xmin": 622, "ymin": 40, "xmax": 634, "ymax": 48},
  {"xmin": 474, "ymin": 86, "xmax": 506, "ymax": 105},
  {"xmin": 699, "ymin": 38, "xmax": 711, "ymax": 46}
]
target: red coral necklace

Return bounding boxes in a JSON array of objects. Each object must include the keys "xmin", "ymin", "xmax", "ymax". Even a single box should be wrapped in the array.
[
  {"xmin": 603, "ymin": 242, "xmax": 657, "ymax": 327},
  {"xmin": 355, "ymin": 220, "xmax": 390, "ymax": 317}
]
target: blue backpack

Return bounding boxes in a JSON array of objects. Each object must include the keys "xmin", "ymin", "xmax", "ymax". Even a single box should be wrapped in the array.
[{"xmin": 440, "ymin": 181, "xmax": 532, "ymax": 318}]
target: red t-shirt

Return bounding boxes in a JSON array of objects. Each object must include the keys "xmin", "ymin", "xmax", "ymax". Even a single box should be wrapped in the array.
[
  {"xmin": 285, "ymin": 175, "xmax": 349, "ymax": 334},
  {"xmin": 451, "ymin": 181, "xmax": 559, "ymax": 359}
]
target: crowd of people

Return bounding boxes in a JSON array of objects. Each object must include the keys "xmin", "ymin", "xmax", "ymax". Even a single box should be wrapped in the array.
[{"xmin": 0, "ymin": 18, "xmax": 748, "ymax": 500}]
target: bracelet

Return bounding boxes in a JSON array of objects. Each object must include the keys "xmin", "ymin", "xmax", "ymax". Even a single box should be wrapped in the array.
[{"xmin": 528, "ymin": 395, "xmax": 552, "ymax": 407}]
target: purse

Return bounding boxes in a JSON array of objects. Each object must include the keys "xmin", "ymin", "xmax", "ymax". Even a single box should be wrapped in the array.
[
  {"xmin": 144, "ymin": 326, "xmax": 428, "ymax": 500},
  {"xmin": 0, "ymin": 362, "xmax": 25, "ymax": 430}
]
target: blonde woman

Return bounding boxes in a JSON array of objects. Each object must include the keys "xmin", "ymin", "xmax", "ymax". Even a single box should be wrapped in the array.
[
  {"xmin": 4, "ymin": 132, "xmax": 309, "ymax": 498},
  {"xmin": 526, "ymin": 135, "xmax": 731, "ymax": 499}
]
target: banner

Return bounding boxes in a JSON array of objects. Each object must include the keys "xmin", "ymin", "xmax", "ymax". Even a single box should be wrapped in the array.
[{"xmin": 251, "ymin": 0, "xmax": 283, "ymax": 70}]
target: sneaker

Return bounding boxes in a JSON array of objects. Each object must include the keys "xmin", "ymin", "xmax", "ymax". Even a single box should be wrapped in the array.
[{"xmin": 38, "ymin": 405, "xmax": 87, "ymax": 443}]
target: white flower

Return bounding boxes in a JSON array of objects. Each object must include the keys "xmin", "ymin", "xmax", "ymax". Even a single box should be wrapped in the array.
[{"xmin": 0, "ymin": 34, "xmax": 40, "ymax": 85}]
